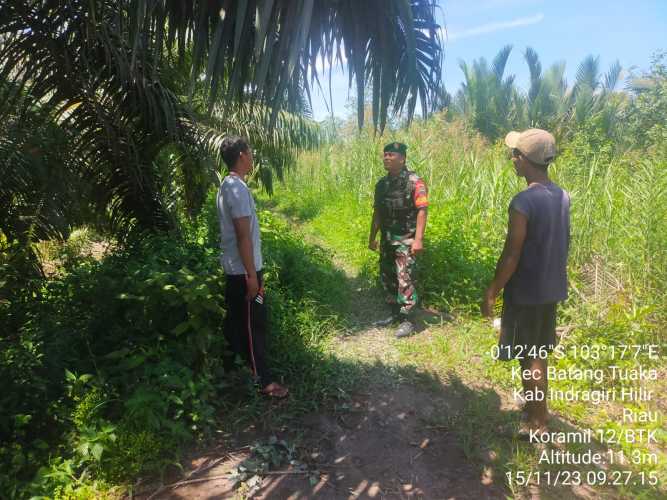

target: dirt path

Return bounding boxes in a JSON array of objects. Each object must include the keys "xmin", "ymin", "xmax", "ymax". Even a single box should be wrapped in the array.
[
  {"xmin": 139, "ymin": 229, "xmax": 509, "ymax": 500},
  {"xmin": 146, "ymin": 338, "xmax": 507, "ymax": 499}
]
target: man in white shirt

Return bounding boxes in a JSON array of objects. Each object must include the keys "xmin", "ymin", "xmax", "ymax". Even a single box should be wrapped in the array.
[{"xmin": 217, "ymin": 136, "xmax": 288, "ymax": 398}]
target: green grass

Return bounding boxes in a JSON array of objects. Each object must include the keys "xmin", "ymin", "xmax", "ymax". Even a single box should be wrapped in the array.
[
  {"xmin": 390, "ymin": 319, "xmax": 666, "ymax": 499},
  {"xmin": 266, "ymin": 116, "xmax": 667, "ymax": 498},
  {"xmin": 4, "ymin": 114, "xmax": 665, "ymax": 498}
]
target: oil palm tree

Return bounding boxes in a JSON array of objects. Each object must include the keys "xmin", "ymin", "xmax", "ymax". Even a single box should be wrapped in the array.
[
  {"xmin": 524, "ymin": 47, "xmax": 567, "ymax": 129},
  {"xmin": 455, "ymin": 45, "xmax": 522, "ymax": 141},
  {"xmin": 0, "ymin": 0, "xmax": 443, "ymax": 249},
  {"xmin": 571, "ymin": 56, "xmax": 624, "ymax": 134}
]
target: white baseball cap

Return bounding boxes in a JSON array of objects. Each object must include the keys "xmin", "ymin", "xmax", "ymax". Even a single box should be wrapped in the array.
[{"xmin": 505, "ymin": 128, "xmax": 556, "ymax": 166}]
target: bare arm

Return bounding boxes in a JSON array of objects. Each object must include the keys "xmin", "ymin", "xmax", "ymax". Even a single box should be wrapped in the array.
[
  {"xmin": 411, "ymin": 208, "xmax": 428, "ymax": 253},
  {"xmin": 411, "ymin": 177, "xmax": 428, "ymax": 253},
  {"xmin": 482, "ymin": 209, "xmax": 528, "ymax": 317},
  {"xmin": 232, "ymin": 216, "xmax": 259, "ymax": 299}
]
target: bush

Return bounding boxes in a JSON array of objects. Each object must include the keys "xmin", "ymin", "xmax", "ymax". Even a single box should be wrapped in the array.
[
  {"xmin": 1, "ymin": 233, "xmax": 228, "ymax": 495},
  {"xmin": 2, "ymin": 188, "xmax": 351, "ymax": 497}
]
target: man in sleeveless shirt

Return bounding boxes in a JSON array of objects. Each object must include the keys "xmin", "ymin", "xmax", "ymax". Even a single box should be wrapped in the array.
[
  {"xmin": 482, "ymin": 129, "xmax": 570, "ymax": 433},
  {"xmin": 369, "ymin": 142, "xmax": 429, "ymax": 338}
]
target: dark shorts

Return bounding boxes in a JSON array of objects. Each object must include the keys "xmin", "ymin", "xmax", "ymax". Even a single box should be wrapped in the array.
[{"xmin": 497, "ymin": 302, "xmax": 558, "ymax": 361}]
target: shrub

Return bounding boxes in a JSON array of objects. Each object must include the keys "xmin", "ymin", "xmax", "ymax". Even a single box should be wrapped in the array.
[{"xmin": 3, "ymin": 189, "xmax": 351, "ymax": 497}]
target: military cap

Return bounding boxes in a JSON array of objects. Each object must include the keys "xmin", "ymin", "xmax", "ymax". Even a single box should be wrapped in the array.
[{"xmin": 383, "ymin": 142, "xmax": 407, "ymax": 155}]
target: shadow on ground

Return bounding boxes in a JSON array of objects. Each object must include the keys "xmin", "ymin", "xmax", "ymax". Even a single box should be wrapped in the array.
[
  {"xmin": 141, "ymin": 348, "xmax": 649, "ymax": 499},
  {"xmin": 134, "ymin": 206, "xmax": 662, "ymax": 500},
  {"xmin": 141, "ymin": 359, "xmax": 512, "ymax": 499}
]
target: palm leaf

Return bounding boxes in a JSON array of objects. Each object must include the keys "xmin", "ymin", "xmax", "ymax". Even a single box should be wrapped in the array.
[
  {"xmin": 0, "ymin": 0, "xmax": 442, "ymax": 253},
  {"xmin": 150, "ymin": 0, "xmax": 443, "ymax": 131},
  {"xmin": 574, "ymin": 55, "xmax": 600, "ymax": 94},
  {"xmin": 492, "ymin": 45, "xmax": 513, "ymax": 82},
  {"xmin": 524, "ymin": 47, "xmax": 542, "ymax": 103},
  {"xmin": 603, "ymin": 60, "xmax": 622, "ymax": 92}
]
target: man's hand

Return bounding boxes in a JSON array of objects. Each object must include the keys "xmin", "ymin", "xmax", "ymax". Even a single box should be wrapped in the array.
[
  {"xmin": 410, "ymin": 238, "xmax": 424, "ymax": 254},
  {"xmin": 368, "ymin": 239, "xmax": 379, "ymax": 252},
  {"xmin": 481, "ymin": 287, "xmax": 496, "ymax": 318},
  {"xmin": 245, "ymin": 274, "xmax": 259, "ymax": 301}
]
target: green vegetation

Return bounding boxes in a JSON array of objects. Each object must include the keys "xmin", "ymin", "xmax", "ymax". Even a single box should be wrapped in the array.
[
  {"xmin": 0, "ymin": 0, "xmax": 441, "ymax": 261},
  {"xmin": 1, "ymin": 201, "xmax": 352, "ymax": 498},
  {"xmin": 269, "ymin": 53, "xmax": 667, "ymax": 498},
  {"xmin": 1, "ymin": 4, "xmax": 442, "ymax": 496},
  {"xmin": 448, "ymin": 45, "xmax": 633, "ymax": 144},
  {"xmin": 1, "ymin": 0, "xmax": 665, "ymax": 496}
]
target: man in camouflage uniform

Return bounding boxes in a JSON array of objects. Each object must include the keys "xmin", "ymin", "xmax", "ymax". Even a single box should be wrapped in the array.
[{"xmin": 368, "ymin": 142, "xmax": 428, "ymax": 338}]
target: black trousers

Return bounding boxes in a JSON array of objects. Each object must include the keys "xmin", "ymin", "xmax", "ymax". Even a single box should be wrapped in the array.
[{"xmin": 223, "ymin": 271, "xmax": 272, "ymax": 386}]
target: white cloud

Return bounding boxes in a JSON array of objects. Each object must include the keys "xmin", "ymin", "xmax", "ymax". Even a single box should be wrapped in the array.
[
  {"xmin": 445, "ymin": 0, "xmax": 543, "ymax": 15},
  {"xmin": 445, "ymin": 13, "xmax": 544, "ymax": 41}
]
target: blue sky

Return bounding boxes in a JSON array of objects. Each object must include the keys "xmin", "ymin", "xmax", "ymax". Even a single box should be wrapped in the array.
[{"xmin": 310, "ymin": 0, "xmax": 666, "ymax": 121}]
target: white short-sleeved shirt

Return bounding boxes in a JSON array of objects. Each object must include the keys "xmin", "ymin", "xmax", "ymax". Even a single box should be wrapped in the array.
[{"xmin": 216, "ymin": 174, "xmax": 263, "ymax": 275}]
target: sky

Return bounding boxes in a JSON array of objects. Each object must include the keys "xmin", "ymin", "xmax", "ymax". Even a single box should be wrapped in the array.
[{"xmin": 310, "ymin": 0, "xmax": 667, "ymax": 121}]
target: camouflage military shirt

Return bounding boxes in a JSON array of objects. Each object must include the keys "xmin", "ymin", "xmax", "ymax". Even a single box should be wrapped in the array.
[{"xmin": 374, "ymin": 167, "xmax": 428, "ymax": 245}]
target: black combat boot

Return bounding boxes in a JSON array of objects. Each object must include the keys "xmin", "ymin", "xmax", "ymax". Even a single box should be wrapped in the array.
[
  {"xmin": 395, "ymin": 316, "xmax": 416, "ymax": 338},
  {"xmin": 372, "ymin": 304, "xmax": 401, "ymax": 327}
]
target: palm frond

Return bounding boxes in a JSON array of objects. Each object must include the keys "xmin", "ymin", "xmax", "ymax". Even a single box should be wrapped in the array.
[
  {"xmin": 146, "ymin": 0, "xmax": 443, "ymax": 132},
  {"xmin": 574, "ymin": 55, "xmax": 600, "ymax": 93},
  {"xmin": 192, "ymin": 101, "xmax": 322, "ymax": 193},
  {"xmin": 1, "ymin": 2, "xmax": 191, "ymax": 239},
  {"xmin": 524, "ymin": 47, "xmax": 542, "ymax": 103},
  {"xmin": 456, "ymin": 47, "xmax": 520, "ymax": 140},
  {"xmin": 603, "ymin": 60, "xmax": 622, "ymax": 92},
  {"xmin": 2, "ymin": 0, "xmax": 437, "ymax": 248},
  {"xmin": 573, "ymin": 85, "xmax": 595, "ymax": 124},
  {"xmin": 544, "ymin": 61, "xmax": 567, "ymax": 97},
  {"xmin": 492, "ymin": 45, "xmax": 513, "ymax": 82}
]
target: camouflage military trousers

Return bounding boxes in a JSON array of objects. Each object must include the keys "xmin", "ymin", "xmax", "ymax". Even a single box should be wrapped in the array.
[{"xmin": 379, "ymin": 242, "xmax": 418, "ymax": 316}]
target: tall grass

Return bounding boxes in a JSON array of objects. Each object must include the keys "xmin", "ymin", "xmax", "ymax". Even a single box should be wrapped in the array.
[
  {"xmin": 275, "ymin": 115, "xmax": 666, "ymax": 324},
  {"xmin": 270, "ymin": 115, "xmax": 667, "ymax": 497}
]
